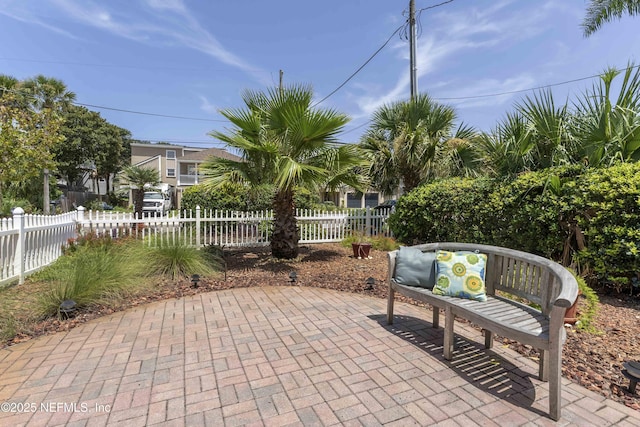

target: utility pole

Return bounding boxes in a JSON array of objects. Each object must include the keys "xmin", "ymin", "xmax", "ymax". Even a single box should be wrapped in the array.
[
  {"xmin": 43, "ymin": 168, "xmax": 50, "ymax": 214},
  {"xmin": 279, "ymin": 69, "xmax": 284, "ymax": 92},
  {"xmin": 409, "ymin": 0, "xmax": 418, "ymax": 100}
]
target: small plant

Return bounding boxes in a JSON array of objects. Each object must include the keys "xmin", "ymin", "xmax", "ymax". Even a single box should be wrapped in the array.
[
  {"xmin": 571, "ymin": 270, "xmax": 601, "ymax": 333},
  {"xmin": 370, "ymin": 235, "xmax": 399, "ymax": 251},
  {"xmin": 340, "ymin": 231, "xmax": 372, "ymax": 248},
  {"xmin": 147, "ymin": 238, "xmax": 221, "ymax": 280}
]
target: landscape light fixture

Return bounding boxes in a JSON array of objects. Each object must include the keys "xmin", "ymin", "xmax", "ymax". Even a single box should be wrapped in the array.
[
  {"xmin": 622, "ymin": 360, "xmax": 640, "ymax": 394},
  {"xmin": 191, "ymin": 274, "xmax": 200, "ymax": 288},
  {"xmin": 365, "ymin": 277, "xmax": 375, "ymax": 290},
  {"xmin": 59, "ymin": 299, "xmax": 77, "ymax": 318},
  {"xmin": 289, "ymin": 271, "xmax": 297, "ymax": 283}
]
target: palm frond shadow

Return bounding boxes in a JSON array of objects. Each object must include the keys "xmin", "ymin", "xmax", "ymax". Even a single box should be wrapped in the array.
[{"xmin": 368, "ymin": 313, "xmax": 545, "ymax": 416}]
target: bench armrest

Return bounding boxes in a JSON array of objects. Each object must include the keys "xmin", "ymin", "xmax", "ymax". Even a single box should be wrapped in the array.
[{"xmin": 551, "ymin": 267, "xmax": 579, "ymax": 308}]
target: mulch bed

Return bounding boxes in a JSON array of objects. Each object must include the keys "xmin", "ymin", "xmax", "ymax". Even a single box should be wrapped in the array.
[{"xmin": 4, "ymin": 243, "xmax": 640, "ymax": 411}]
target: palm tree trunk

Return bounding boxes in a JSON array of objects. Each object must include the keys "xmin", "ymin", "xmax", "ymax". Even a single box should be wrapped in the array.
[
  {"xmin": 133, "ymin": 189, "xmax": 144, "ymax": 218},
  {"xmin": 271, "ymin": 189, "xmax": 299, "ymax": 259}
]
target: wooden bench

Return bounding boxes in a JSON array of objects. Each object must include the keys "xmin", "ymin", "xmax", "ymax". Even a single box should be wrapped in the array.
[{"xmin": 387, "ymin": 242, "xmax": 579, "ymax": 421}]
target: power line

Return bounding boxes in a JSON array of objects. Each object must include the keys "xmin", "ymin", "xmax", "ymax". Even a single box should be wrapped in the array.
[
  {"xmin": 0, "ymin": 85, "xmax": 228, "ymax": 123},
  {"xmin": 417, "ymin": 0, "xmax": 454, "ymax": 13},
  {"xmin": 312, "ymin": 23, "xmax": 406, "ymax": 107},
  {"xmin": 75, "ymin": 102, "xmax": 228, "ymax": 122},
  {"xmin": 432, "ymin": 63, "xmax": 640, "ymax": 101}
]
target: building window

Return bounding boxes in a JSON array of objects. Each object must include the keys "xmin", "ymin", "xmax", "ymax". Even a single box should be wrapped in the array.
[
  {"xmin": 167, "ymin": 168, "xmax": 176, "ymax": 177},
  {"xmin": 166, "ymin": 150, "xmax": 176, "ymax": 159}
]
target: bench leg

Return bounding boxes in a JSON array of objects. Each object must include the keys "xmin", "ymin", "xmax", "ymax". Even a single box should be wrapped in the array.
[
  {"xmin": 387, "ymin": 287, "xmax": 395, "ymax": 325},
  {"xmin": 548, "ymin": 346, "xmax": 562, "ymax": 421},
  {"xmin": 484, "ymin": 329, "xmax": 493, "ymax": 349},
  {"xmin": 443, "ymin": 306, "xmax": 454, "ymax": 360},
  {"xmin": 432, "ymin": 306, "xmax": 439, "ymax": 329},
  {"xmin": 539, "ymin": 349, "xmax": 549, "ymax": 381}
]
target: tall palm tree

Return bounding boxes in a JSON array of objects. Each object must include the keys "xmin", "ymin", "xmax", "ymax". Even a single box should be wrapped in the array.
[
  {"xmin": 202, "ymin": 84, "xmax": 367, "ymax": 259},
  {"xmin": 21, "ymin": 75, "xmax": 76, "ymax": 112},
  {"xmin": 359, "ymin": 93, "xmax": 476, "ymax": 195},
  {"xmin": 582, "ymin": 0, "xmax": 640, "ymax": 36},
  {"xmin": 121, "ymin": 165, "xmax": 160, "ymax": 218}
]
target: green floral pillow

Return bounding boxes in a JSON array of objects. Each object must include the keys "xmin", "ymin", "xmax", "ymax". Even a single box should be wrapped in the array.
[{"xmin": 433, "ymin": 250, "xmax": 487, "ymax": 301}]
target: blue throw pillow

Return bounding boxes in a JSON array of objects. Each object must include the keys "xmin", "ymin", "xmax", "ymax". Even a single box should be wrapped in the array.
[
  {"xmin": 433, "ymin": 250, "xmax": 487, "ymax": 301},
  {"xmin": 394, "ymin": 246, "xmax": 436, "ymax": 289}
]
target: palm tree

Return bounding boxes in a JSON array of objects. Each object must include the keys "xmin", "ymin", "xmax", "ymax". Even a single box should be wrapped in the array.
[
  {"xmin": 582, "ymin": 0, "xmax": 640, "ymax": 36},
  {"xmin": 477, "ymin": 113, "xmax": 531, "ymax": 177},
  {"xmin": 120, "ymin": 166, "xmax": 160, "ymax": 217},
  {"xmin": 359, "ymin": 94, "xmax": 476, "ymax": 195},
  {"xmin": 21, "ymin": 75, "xmax": 76, "ymax": 112},
  {"xmin": 516, "ymin": 90, "xmax": 572, "ymax": 170},
  {"xmin": 202, "ymin": 84, "xmax": 367, "ymax": 259},
  {"xmin": 570, "ymin": 64, "xmax": 640, "ymax": 165}
]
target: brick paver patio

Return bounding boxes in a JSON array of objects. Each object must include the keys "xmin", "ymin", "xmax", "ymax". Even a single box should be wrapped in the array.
[{"xmin": 1, "ymin": 286, "xmax": 638, "ymax": 426}]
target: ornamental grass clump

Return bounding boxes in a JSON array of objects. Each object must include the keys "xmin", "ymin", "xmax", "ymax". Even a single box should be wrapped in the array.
[
  {"xmin": 37, "ymin": 237, "xmax": 149, "ymax": 318},
  {"xmin": 147, "ymin": 237, "xmax": 221, "ymax": 281}
]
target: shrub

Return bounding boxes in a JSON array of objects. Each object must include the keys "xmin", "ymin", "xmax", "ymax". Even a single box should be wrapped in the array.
[
  {"xmin": 569, "ymin": 162, "xmax": 640, "ymax": 292},
  {"xmin": 389, "ymin": 177, "xmax": 495, "ymax": 245},
  {"xmin": 181, "ymin": 183, "xmax": 319, "ymax": 212},
  {"xmin": 389, "ymin": 163, "xmax": 640, "ymax": 293},
  {"xmin": 37, "ymin": 238, "xmax": 149, "ymax": 318},
  {"xmin": 147, "ymin": 238, "xmax": 221, "ymax": 280}
]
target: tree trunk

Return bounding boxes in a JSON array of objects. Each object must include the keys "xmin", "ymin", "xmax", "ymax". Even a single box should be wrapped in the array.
[
  {"xmin": 271, "ymin": 189, "xmax": 299, "ymax": 259},
  {"xmin": 133, "ymin": 188, "xmax": 144, "ymax": 218}
]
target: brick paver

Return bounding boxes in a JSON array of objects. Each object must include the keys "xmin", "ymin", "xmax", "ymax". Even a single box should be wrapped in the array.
[{"xmin": 1, "ymin": 286, "xmax": 638, "ymax": 426}]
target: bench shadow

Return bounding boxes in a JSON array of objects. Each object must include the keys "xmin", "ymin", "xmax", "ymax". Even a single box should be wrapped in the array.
[{"xmin": 368, "ymin": 313, "xmax": 548, "ymax": 418}]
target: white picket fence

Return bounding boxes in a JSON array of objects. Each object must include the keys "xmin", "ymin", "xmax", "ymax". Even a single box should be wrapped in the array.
[{"xmin": 1, "ymin": 206, "xmax": 392, "ymax": 286}]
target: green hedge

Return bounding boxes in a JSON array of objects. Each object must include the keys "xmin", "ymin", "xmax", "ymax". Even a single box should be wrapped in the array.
[
  {"xmin": 181, "ymin": 183, "xmax": 320, "ymax": 212},
  {"xmin": 389, "ymin": 163, "xmax": 640, "ymax": 293}
]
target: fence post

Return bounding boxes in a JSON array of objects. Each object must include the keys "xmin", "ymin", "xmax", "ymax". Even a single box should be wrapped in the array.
[
  {"xmin": 365, "ymin": 207, "xmax": 372, "ymax": 237},
  {"xmin": 196, "ymin": 205, "xmax": 201, "ymax": 248},
  {"xmin": 12, "ymin": 207, "xmax": 26, "ymax": 284},
  {"xmin": 76, "ymin": 206, "xmax": 85, "ymax": 237}
]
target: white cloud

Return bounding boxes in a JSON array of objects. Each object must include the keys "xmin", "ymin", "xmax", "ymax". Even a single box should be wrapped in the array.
[
  {"xmin": 350, "ymin": 1, "xmax": 555, "ymax": 118},
  {"xmin": 2, "ymin": 0, "xmax": 270, "ymax": 85},
  {"xmin": 198, "ymin": 95, "xmax": 218, "ymax": 115}
]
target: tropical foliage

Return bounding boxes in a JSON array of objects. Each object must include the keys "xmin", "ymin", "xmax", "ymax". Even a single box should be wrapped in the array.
[
  {"xmin": 359, "ymin": 94, "xmax": 480, "ymax": 195},
  {"xmin": 120, "ymin": 165, "xmax": 160, "ymax": 217},
  {"xmin": 582, "ymin": 0, "xmax": 640, "ymax": 36},
  {"xmin": 203, "ymin": 84, "xmax": 367, "ymax": 259}
]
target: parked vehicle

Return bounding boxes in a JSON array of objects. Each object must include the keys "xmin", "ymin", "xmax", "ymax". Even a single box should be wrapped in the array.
[
  {"xmin": 142, "ymin": 184, "xmax": 174, "ymax": 215},
  {"xmin": 373, "ymin": 200, "xmax": 396, "ymax": 212}
]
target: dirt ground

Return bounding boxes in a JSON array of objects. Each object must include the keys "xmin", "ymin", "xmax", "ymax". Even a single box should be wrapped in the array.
[{"xmin": 7, "ymin": 243, "xmax": 640, "ymax": 411}]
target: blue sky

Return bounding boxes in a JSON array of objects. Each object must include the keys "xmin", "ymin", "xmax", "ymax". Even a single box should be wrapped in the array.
[{"xmin": 2, "ymin": 0, "xmax": 640, "ymax": 148}]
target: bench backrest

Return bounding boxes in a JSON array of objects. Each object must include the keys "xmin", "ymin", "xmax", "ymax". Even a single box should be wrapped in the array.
[{"xmin": 403, "ymin": 242, "xmax": 573, "ymax": 315}]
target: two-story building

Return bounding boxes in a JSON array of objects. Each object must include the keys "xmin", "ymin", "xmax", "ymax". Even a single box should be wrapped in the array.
[{"xmin": 130, "ymin": 143, "xmax": 241, "ymax": 208}]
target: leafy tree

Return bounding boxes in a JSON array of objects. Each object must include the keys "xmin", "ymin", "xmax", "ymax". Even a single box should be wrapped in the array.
[
  {"xmin": 582, "ymin": 0, "xmax": 640, "ymax": 36},
  {"xmin": 57, "ymin": 105, "xmax": 132, "ymax": 196},
  {"xmin": 120, "ymin": 165, "xmax": 159, "ymax": 217},
  {"xmin": 359, "ymin": 94, "xmax": 477, "ymax": 195},
  {"xmin": 0, "ymin": 91, "xmax": 63, "ymax": 201},
  {"xmin": 202, "ymin": 84, "xmax": 367, "ymax": 259}
]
